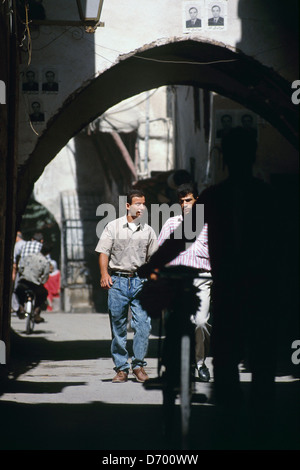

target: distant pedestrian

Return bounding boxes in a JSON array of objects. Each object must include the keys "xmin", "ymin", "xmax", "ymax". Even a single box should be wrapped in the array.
[
  {"xmin": 12, "ymin": 231, "xmax": 26, "ymax": 283},
  {"xmin": 11, "ymin": 231, "xmax": 26, "ymax": 314},
  {"xmin": 44, "ymin": 260, "xmax": 61, "ymax": 311},
  {"xmin": 16, "ymin": 241, "xmax": 52, "ymax": 323}
]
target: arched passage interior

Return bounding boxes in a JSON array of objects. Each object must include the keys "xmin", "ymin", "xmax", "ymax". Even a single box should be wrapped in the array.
[{"xmin": 12, "ymin": 34, "xmax": 299, "ymax": 368}]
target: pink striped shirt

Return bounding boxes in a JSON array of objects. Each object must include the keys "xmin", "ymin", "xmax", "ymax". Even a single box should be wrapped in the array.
[{"xmin": 158, "ymin": 216, "xmax": 211, "ymax": 271}]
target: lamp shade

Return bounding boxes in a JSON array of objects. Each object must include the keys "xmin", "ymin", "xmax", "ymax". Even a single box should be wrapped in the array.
[{"xmin": 76, "ymin": 0, "xmax": 104, "ymax": 23}]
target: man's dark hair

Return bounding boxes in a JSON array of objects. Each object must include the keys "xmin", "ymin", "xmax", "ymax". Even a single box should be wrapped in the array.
[
  {"xmin": 41, "ymin": 241, "xmax": 53, "ymax": 256},
  {"xmin": 126, "ymin": 189, "xmax": 145, "ymax": 204},
  {"xmin": 177, "ymin": 182, "xmax": 198, "ymax": 199},
  {"xmin": 32, "ymin": 232, "xmax": 43, "ymax": 242}
]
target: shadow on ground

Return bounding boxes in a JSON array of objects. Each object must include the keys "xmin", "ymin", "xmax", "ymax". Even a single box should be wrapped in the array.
[
  {"xmin": 0, "ymin": 385, "xmax": 299, "ymax": 450},
  {"xmin": 0, "ymin": 328, "xmax": 299, "ymax": 450}
]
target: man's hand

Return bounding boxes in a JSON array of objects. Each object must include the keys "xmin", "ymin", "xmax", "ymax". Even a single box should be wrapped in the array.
[
  {"xmin": 100, "ymin": 273, "xmax": 113, "ymax": 289},
  {"xmin": 99, "ymin": 253, "xmax": 113, "ymax": 289}
]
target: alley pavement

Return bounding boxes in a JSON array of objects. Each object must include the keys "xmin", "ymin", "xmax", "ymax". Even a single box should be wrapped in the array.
[{"xmin": 0, "ymin": 311, "xmax": 299, "ymax": 451}]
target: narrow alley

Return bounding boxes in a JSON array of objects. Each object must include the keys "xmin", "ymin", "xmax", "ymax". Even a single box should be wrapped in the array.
[{"xmin": 1, "ymin": 311, "xmax": 299, "ymax": 451}]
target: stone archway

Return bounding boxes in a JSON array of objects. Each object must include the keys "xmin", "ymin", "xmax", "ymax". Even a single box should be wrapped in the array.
[{"xmin": 17, "ymin": 37, "xmax": 299, "ymax": 219}]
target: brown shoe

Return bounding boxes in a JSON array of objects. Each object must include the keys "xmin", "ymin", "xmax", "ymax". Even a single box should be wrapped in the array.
[
  {"xmin": 112, "ymin": 370, "xmax": 128, "ymax": 383},
  {"xmin": 132, "ymin": 367, "xmax": 149, "ymax": 383}
]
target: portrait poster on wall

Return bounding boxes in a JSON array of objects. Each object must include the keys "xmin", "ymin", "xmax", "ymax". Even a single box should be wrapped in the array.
[
  {"xmin": 183, "ymin": 1, "xmax": 204, "ymax": 32},
  {"xmin": 183, "ymin": 0, "xmax": 227, "ymax": 32},
  {"xmin": 21, "ymin": 68, "xmax": 39, "ymax": 94},
  {"xmin": 42, "ymin": 68, "xmax": 59, "ymax": 93},
  {"xmin": 215, "ymin": 109, "xmax": 258, "ymax": 142},
  {"xmin": 206, "ymin": 1, "xmax": 227, "ymax": 30}
]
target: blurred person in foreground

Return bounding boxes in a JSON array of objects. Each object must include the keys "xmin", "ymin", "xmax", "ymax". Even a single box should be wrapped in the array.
[{"xmin": 138, "ymin": 127, "xmax": 279, "ymax": 407}]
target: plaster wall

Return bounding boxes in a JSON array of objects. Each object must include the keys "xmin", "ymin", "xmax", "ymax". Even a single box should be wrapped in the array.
[
  {"xmin": 33, "ymin": 140, "xmax": 77, "ymax": 226},
  {"xmin": 173, "ymin": 86, "xmax": 210, "ymax": 190}
]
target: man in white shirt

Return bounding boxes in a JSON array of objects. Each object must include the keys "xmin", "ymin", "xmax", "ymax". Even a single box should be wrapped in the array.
[{"xmin": 95, "ymin": 189, "xmax": 158, "ymax": 383}]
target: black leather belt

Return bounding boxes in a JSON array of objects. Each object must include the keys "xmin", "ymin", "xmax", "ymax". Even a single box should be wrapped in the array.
[{"xmin": 113, "ymin": 271, "xmax": 138, "ymax": 278}]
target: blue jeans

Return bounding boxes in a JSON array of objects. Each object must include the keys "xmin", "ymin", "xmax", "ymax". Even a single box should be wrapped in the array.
[{"xmin": 108, "ymin": 275, "xmax": 151, "ymax": 372}]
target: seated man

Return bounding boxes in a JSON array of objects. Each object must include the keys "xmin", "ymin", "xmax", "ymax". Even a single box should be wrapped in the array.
[{"xmin": 15, "ymin": 242, "xmax": 52, "ymax": 323}]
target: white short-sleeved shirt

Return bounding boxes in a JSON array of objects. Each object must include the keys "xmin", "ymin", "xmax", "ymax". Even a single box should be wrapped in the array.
[{"xmin": 95, "ymin": 215, "xmax": 158, "ymax": 273}]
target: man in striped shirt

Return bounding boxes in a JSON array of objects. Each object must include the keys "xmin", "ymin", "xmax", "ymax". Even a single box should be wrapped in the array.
[
  {"xmin": 158, "ymin": 183, "xmax": 212, "ymax": 382},
  {"xmin": 13, "ymin": 232, "xmax": 44, "ymax": 317}
]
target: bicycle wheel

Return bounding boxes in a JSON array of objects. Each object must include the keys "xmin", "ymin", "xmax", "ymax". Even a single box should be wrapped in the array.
[
  {"xmin": 25, "ymin": 300, "xmax": 35, "ymax": 335},
  {"xmin": 180, "ymin": 334, "xmax": 191, "ymax": 449}
]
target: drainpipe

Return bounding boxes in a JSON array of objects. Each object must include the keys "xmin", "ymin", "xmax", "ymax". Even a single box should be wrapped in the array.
[
  {"xmin": 111, "ymin": 131, "xmax": 137, "ymax": 180},
  {"xmin": 144, "ymin": 91, "xmax": 150, "ymax": 176}
]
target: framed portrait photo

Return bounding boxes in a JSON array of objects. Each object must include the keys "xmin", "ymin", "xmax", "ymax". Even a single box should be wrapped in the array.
[
  {"xmin": 206, "ymin": 0, "xmax": 227, "ymax": 30},
  {"xmin": 183, "ymin": 1, "xmax": 204, "ymax": 33},
  {"xmin": 237, "ymin": 110, "xmax": 258, "ymax": 140},
  {"xmin": 21, "ymin": 67, "xmax": 39, "ymax": 94},
  {"xmin": 29, "ymin": 99, "xmax": 45, "ymax": 124},
  {"xmin": 42, "ymin": 68, "xmax": 59, "ymax": 93},
  {"xmin": 215, "ymin": 110, "xmax": 236, "ymax": 141}
]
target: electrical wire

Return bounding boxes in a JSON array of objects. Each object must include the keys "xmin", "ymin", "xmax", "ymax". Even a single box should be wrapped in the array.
[
  {"xmin": 32, "ymin": 27, "xmax": 73, "ymax": 51},
  {"xmin": 133, "ymin": 55, "xmax": 238, "ymax": 66},
  {"xmin": 103, "ymin": 89, "xmax": 158, "ymax": 115},
  {"xmin": 24, "ymin": 2, "xmax": 32, "ymax": 65},
  {"xmin": 76, "ymin": 30, "xmax": 239, "ymax": 67}
]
